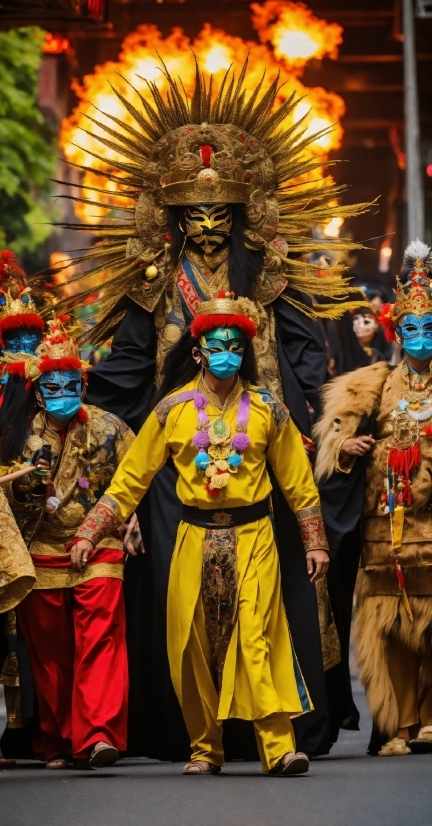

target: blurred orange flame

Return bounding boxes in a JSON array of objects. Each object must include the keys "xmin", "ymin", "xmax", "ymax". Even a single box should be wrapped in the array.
[
  {"xmin": 251, "ymin": 1, "xmax": 343, "ymax": 71},
  {"xmin": 43, "ymin": 33, "xmax": 70, "ymax": 54},
  {"xmin": 60, "ymin": 3, "xmax": 345, "ymax": 223}
]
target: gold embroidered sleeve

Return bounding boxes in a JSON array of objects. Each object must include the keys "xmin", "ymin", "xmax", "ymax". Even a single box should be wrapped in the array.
[
  {"xmin": 74, "ymin": 494, "xmax": 122, "ymax": 547},
  {"xmin": 296, "ymin": 505, "xmax": 329, "ymax": 553},
  {"xmin": 114, "ymin": 420, "xmax": 136, "ymax": 463}
]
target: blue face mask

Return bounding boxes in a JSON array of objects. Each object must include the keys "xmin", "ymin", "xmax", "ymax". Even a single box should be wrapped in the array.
[
  {"xmin": 398, "ymin": 314, "xmax": 432, "ymax": 360},
  {"xmin": 39, "ymin": 369, "xmax": 82, "ymax": 421},
  {"xmin": 200, "ymin": 326, "xmax": 245, "ymax": 380},
  {"xmin": 3, "ymin": 329, "xmax": 42, "ymax": 355},
  {"xmin": 208, "ymin": 351, "xmax": 243, "ymax": 380},
  {"xmin": 45, "ymin": 397, "xmax": 82, "ymax": 421}
]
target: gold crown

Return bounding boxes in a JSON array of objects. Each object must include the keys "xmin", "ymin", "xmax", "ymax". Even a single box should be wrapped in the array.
[
  {"xmin": 36, "ymin": 333, "xmax": 80, "ymax": 362},
  {"xmin": 146, "ymin": 123, "xmax": 260, "ymax": 208},
  {"xmin": 160, "ymin": 167, "xmax": 250, "ymax": 206},
  {"xmin": 196, "ymin": 293, "xmax": 259, "ymax": 324},
  {"xmin": 0, "ymin": 284, "xmax": 38, "ymax": 318},
  {"xmin": 390, "ymin": 240, "xmax": 432, "ymax": 323}
]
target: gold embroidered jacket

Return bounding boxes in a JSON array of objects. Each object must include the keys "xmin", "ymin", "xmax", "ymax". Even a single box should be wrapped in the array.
[
  {"xmin": 0, "ymin": 487, "xmax": 35, "ymax": 611},
  {"xmin": 5, "ymin": 404, "xmax": 135, "ymax": 589}
]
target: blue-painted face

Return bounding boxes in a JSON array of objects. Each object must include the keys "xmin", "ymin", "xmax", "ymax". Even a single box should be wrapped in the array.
[
  {"xmin": 38, "ymin": 370, "xmax": 82, "ymax": 421},
  {"xmin": 3, "ymin": 329, "xmax": 42, "ymax": 355},
  {"xmin": 397, "ymin": 314, "xmax": 432, "ymax": 360},
  {"xmin": 199, "ymin": 326, "xmax": 245, "ymax": 380}
]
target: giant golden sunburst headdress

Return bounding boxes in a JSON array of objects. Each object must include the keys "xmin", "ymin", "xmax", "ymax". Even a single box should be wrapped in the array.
[{"xmin": 40, "ymin": 58, "xmax": 370, "ymax": 344}]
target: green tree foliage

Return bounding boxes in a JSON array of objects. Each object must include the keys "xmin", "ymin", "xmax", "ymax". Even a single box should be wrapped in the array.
[{"xmin": 0, "ymin": 27, "xmax": 57, "ymax": 257}]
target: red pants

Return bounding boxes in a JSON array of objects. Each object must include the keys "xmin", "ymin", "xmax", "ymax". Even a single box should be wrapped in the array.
[{"xmin": 17, "ymin": 576, "xmax": 128, "ymax": 761}]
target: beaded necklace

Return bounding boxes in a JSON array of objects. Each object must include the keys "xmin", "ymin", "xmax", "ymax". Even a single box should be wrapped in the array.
[
  {"xmin": 379, "ymin": 361, "xmax": 432, "ymax": 621},
  {"xmin": 193, "ymin": 381, "xmax": 251, "ymax": 497}
]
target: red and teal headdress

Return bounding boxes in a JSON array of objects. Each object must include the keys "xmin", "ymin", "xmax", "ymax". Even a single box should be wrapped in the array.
[{"xmin": 190, "ymin": 291, "xmax": 259, "ymax": 340}]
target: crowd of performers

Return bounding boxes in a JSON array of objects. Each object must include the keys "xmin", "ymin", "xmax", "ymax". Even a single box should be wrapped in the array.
[{"xmin": 1, "ymin": 61, "xmax": 432, "ymax": 774}]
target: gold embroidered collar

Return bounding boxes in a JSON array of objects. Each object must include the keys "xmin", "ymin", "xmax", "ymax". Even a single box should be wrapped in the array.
[{"xmin": 198, "ymin": 375, "xmax": 246, "ymax": 413}]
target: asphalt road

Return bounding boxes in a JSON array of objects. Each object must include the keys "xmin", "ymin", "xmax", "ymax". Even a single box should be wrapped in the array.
[{"xmin": 0, "ymin": 669, "xmax": 431, "ymax": 826}]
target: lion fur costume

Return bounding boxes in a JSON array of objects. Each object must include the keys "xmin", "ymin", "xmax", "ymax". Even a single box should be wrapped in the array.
[{"xmin": 314, "ymin": 362, "xmax": 432, "ymax": 737}]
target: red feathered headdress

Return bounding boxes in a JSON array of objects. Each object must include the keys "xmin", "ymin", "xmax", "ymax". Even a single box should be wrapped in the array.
[
  {"xmin": 190, "ymin": 291, "xmax": 258, "ymax": 341},
  {"xmin": 0, "ymin": 313, "xmax": 44, "ymax": 347},
  {"xmin": 378, "ymin": 302, "xmax": 397, "ymax": 342},
  {"xmin": 0, "ymin": 250, "xmax": 25, "ymax": 283}
]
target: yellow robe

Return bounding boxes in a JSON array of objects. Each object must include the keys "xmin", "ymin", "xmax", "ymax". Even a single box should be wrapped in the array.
[{"xmin": 78, "ymin": 378, "xmax": 327, "ymax": 735}]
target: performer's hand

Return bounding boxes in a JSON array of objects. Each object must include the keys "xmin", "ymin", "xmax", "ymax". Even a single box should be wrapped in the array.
[
  {"xmin": 119, "ymin": 513, "xmax": 145, "ymax": 556},
  {"xmin": 70, "ymin": 539, "xmax": 94, "ymax": 572},
  {"xmin": 306, "ymin": 550, "xmax": 329, "ymax": 582},
  {"xmin": 340, "ymin": 434, "xmax": 375, "ymax": 457},
  {"xmin": 33, "ymin": 459, "xmax": 50, "ymax": 471}
]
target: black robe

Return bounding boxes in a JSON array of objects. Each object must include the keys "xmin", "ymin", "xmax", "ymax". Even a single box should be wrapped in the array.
[{"xmin": 86, "ymin": 292, "xmax": 341, "ymax": 759}]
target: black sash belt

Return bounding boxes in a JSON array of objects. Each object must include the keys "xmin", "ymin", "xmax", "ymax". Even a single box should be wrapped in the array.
[{"xmin": 181, "ymin": 498, "xmax": 271, "ymax": 529}]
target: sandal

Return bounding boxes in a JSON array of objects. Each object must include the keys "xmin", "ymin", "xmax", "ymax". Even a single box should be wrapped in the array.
[
  {"xmin": 270, "ymin": 752, "xmax": 309, "ymax": 776},
  {"xmin": 46, "ymin": 756, "xmax": 69, "ymax": 770},
  {"xmin": 409, "ymin": 726, "xmax": 432, "ymax": 754},
  {"xmin": 378, "ymin": 737, "xmax": 411, "ymax": 756},
  {"xmin": 183, "ymin": 760, "xmax": 221, "ymax": 775},
  {"xmin": 89, "ymin": 742, "xmax": 119, "ymax": 769}
]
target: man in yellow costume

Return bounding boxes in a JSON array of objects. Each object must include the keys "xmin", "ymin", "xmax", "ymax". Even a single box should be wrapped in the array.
[
  {"xmin": 314, "ymin": 241, "xmax": 432, "ymax": 756},
  {"xmin": 71, "ymin": 293, "xmax": 329, "ymax": 775}
]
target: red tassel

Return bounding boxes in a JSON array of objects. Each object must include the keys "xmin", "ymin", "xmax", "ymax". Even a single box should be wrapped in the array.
[
  {"xmin": 24, "ymin": 379, "xmax": 32, "ymax": 392},
  {"xmin": 403, "ymin": 483, "xmax": 412, "ymax": 504},
  {"xmin": 388, "ymin": 442, "xmax": 421, "ymax": 476},
  {"xmin": 395, "ymin": 563, "xmax": 405, "ymax": 590}
]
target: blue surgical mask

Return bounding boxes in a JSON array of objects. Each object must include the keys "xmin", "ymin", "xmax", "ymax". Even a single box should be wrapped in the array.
[
  {"xmin": 398, "ymin": 314, "xmax": 432, "ymax": 360},
  {"xmin": 199, "ymin": 325, "xmax": 245, "ymax": 379},
  {"xmin": 208, "ymin": 351, "xmax": 243, "ymax": 380},
  {"xmin": 45, "ymin": 397, "xmax": 82, "ymax": 421}
]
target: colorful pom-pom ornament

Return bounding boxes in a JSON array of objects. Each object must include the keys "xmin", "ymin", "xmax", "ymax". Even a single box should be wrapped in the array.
[
  {"xmin": 228, "ymin": 453, "xmax": 242, "ymax": 467},
  {"xmin": 194, "ymin": 393, "xmax": 207, "ymax": 410},
  {"xmin": 231, "ymin": 432, "xmax": 250, "ymax": 451},
  {"xmin": 195, "ymin": 450, "xmax": 211, "ymax": 470},
  {"xmin": 192, "ymin": 430, "xmax": 210, "ymax": 449}
]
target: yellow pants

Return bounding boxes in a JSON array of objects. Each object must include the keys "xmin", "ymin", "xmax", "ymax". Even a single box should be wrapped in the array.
[
  {"xmin": 387, "ymin": 636, "xmax": 432, "ymax": 730},
  {"xmin": 181, "ymin": 592, "xmax": 296, "ymax": 772}
]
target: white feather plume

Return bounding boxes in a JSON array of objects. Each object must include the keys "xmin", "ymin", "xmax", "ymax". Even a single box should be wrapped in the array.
[{"xmin": 404, "ymin": 238, "xmax": 432, "ymax": 270}]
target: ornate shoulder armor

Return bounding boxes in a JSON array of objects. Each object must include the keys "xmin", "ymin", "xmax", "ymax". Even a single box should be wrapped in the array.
[
  {"xmin": 250, "ymin": 388, "xmax": 290, "ymax": 430},
  {"xmin": 154, "ymin": 389, "xmax": 197, "ymax": 427}
]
